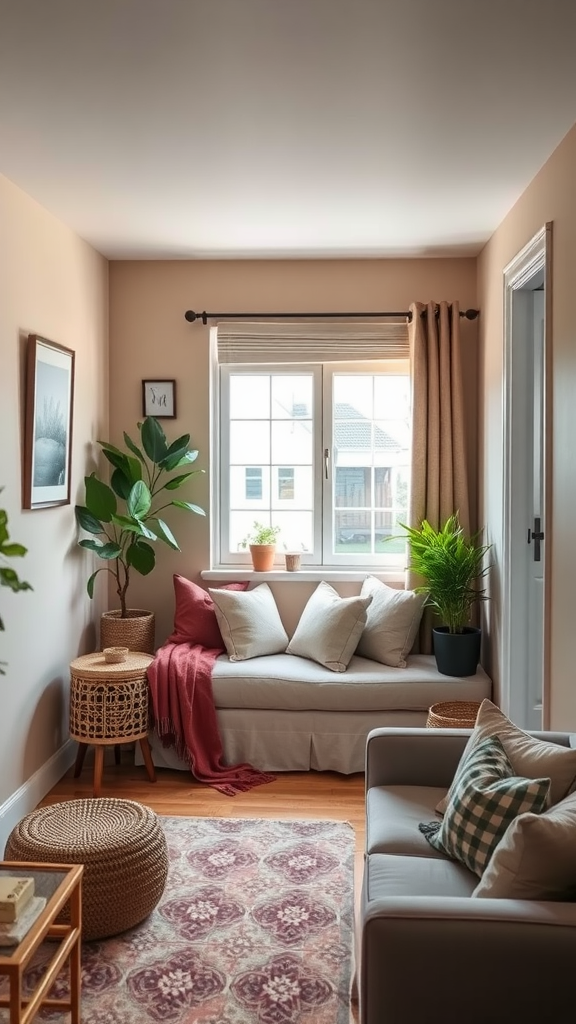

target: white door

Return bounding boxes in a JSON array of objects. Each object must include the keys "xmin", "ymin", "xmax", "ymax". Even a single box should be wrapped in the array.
[
  {"xmin": 502, "ymin": 226, "xmax": 551, "ymax": 730},
  {"xmin": 526, "ymin": 289, "xmax": 545, "ymax": 727}
]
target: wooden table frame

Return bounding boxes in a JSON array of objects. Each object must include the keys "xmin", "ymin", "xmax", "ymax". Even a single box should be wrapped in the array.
[{"xmin": 0, "ymin": 861, "xmax": 83, "ymax": 1024}]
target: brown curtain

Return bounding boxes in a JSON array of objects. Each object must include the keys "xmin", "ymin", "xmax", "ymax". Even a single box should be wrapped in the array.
[{"xmin": 407, "ymin": 300, "xmax": 470, "ymax": 650}]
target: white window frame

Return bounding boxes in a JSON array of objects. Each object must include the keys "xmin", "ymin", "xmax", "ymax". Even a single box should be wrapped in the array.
[{"xmin": 212, "ymin": 356, "xmax": 410, "ymax": 572}]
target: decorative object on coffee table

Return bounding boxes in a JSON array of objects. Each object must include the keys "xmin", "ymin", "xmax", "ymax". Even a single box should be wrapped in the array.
[
  {"xmin": 69, "ymin": 651, "xmax": 156, "ymax": 796},
  {"xmin": 426, "ymin": 700, "xmax": 482, "ymax": 729},
  {"xmin": 5, "ymin": 799, "xmax": 168, "ymax": 942}
]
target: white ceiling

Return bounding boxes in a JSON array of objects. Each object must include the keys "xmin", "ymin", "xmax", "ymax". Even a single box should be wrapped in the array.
[{"xmin": 1, "ymin": 0, "xmax": 576, "ymax": 260}]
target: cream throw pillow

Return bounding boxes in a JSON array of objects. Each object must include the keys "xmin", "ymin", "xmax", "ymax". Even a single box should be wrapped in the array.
[
  {"xmin": 209, "ymin": 583, "xmax": 288, "ymax": 661},
  {"xmin": 436, "ymin": 698, "xmax": 576, "ymax": 814},
  {"xmin": 286, "ymin": 580, "xmax": 372, "ymax": 672},
  {"xmin": 355, "ymin": 576, "xmax": 426, "ymax": 668},
  {"xmin": 473, "ymin": 791, "xmax": 576, "ymax": 899}
]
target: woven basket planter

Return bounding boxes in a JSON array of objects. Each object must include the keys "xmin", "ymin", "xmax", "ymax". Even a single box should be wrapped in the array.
[
  {"xmin": 5, "ymin": 798, "xmax": 168, "ymax": 941},
  {"xmin": 426, "ymin": 700, "xmax": 482, "ymax": 729},
  {"xmin": 100, "ymin": 609, "xmax": 155, "ymax": 654}
]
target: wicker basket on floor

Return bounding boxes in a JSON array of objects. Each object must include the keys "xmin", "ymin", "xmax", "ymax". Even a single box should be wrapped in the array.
[
  {"xmin": 5, "ymin": 798, "xmax": 168, "ymax": 940},
  {"xmin": 426, "ymin": 700, "xmax": 482, "ymax": 729}
]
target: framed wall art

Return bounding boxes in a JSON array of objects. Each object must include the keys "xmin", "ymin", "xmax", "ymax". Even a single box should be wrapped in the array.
[
  {"xmin": 142, "ymin": 379, "xmax": 176, "ymax": 419},
  {"xmin": 23, "ymin": 335, "xmax": 75, "ymax": 510}
]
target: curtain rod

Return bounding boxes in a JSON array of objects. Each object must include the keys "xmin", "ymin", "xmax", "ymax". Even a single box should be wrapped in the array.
[{"xmin": 184, "ymin": 308, "xmax": 479, "ymax": 325}]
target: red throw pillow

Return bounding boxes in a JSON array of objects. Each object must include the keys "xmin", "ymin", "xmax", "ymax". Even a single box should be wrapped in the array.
[{"xmin": 168, "ymin": 575, "xmax": 249, "ymax": 647}]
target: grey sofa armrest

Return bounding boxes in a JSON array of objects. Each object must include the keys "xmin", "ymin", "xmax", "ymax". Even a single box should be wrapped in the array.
[
  {"xmin": 365, "ymin": 727, "xmax": 471, "ymax": 789},
  {"xmin": 361, "ymin": 895, "xmax": 576, "ymax": 1024}
]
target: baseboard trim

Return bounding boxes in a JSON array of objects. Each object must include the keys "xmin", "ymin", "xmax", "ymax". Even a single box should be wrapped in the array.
[{"xmin": 0, "ymin": 739, "xmax": 76, "ymax": 855}]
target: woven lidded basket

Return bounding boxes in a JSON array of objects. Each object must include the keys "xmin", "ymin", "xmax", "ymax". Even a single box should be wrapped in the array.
[
  {"xmin": 426, "ymin": 700, "xmax": 482, "ymax": 729},
  {"xmin": 100, "ymin": 609, "xmax": 155, "ymax": 654},
  {"xmin": 5, "ymin": 798, "xmax": 168, "ymax": 940}
]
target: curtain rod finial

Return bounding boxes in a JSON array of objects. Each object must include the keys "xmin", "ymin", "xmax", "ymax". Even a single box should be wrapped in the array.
[
  {"xmin": 184, "ymin": 310, "xmax": 209, "ymax": 324},
  {"xmin": 462, "ymin": 308, "xmax": 479, "ymax": 320}
]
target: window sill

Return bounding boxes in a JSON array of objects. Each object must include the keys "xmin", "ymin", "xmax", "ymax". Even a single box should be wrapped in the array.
[{"xmin": 201, "ymin": 568, "xmax": 405, "ymax": 584}]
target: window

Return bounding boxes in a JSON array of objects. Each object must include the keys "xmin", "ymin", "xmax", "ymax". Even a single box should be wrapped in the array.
[
  {"xmin": 217, "ymin": 360, "xmax": 411, "ymax": 568},
  {"xmin": 245, "ymin": 467, "xmax": 262, "ymax": 500}
]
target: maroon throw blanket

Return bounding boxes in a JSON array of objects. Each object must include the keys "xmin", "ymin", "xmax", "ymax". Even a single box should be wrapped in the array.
[{"xmin": 147, "ymin": 640, "xmax": 276, "ymax": 796}]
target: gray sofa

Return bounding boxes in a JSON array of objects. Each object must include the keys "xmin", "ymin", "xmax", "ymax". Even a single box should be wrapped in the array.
[{"xmin": 360, "ymin": 726, "xmax": 576, "ymax": 1024}]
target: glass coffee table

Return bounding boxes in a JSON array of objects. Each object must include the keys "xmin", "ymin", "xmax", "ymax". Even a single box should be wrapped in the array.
[{"xmin": 0, "ymin": 861, "xmax": 83, "ymax": 1024}]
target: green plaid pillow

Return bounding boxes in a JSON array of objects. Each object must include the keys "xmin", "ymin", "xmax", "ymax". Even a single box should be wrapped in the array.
[{"xmin": 419, "ymin": 735, "xmax": 550, "ymax": 876}]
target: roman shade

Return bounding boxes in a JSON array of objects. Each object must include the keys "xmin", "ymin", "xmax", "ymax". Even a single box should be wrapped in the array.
[{"xmin": 215, "ymin": 320, "xmax": 409, "ymax": 364}]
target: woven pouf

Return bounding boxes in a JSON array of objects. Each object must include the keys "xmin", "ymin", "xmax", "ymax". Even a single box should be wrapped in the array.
[{"xmin": 5, "ymin": 798, "xmax": 168, "ymax": 941}]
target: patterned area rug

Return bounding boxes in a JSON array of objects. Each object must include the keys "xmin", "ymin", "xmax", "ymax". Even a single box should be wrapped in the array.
[{"xmin": 19, "ymin": 816, "xmax": 356, "ymax": 1024}]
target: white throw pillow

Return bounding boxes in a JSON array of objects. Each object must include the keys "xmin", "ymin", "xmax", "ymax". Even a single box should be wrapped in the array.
[
  {"xmin": 473, "ymin": 791, "xmax": 576, "ymax": 900},
  {"xmin": 209, "ymin": 583, "xmax": 288, "ymax": 661},
  {"xmin": 286, "ymin": 581, "xmax": 372, "ymax": 672},
  {"xmin": 436, "ymin": 698, "xmax": 576, "ymax": 814},
  {"xmin": 355, "ymin": 576, "xmax": 426, "ymax": 668}
]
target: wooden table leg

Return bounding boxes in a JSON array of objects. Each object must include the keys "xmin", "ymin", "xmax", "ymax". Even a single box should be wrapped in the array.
[
  {"xmin": 93, "ymin": 746, "xmax": 104, "ymax": 797},
  {"xmin": 139, "ymin": 737, "xmax": 157, "ymax": 783},
  {"xmin": 114, "ymin": 744, "xmax": 121, "ymax": 765},
  {"xmin": 73, "ymin": 743, "xmax": 88, "ymax": 778},
  {"xmin": 69, "ymin": 880, "xmax": 82, "ymax": 1024}
]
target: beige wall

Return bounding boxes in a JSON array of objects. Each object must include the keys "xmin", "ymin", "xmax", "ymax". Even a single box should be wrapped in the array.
[
  {"xmin": 109, "ymin": 258, "xmax": 478, "ymax": 643},
  {"xmin": 0, "ymin": 174, "xmax": 108, "ymax": 819},
  {"xmin": 478, "ymin": 122, "xmax": 576, "ymax": 729}
]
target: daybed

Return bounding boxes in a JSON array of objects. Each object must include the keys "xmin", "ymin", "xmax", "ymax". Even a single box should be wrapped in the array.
[
  {"xmin": 361, "ymin": 708, "xmax": 576, "ymax": 1024},
  {"xmin": 142, "ymin": 576, "xmax": 492, "ymax": 774}
]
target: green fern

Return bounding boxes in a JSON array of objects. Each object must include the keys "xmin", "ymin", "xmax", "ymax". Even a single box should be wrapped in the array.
[{"xmin": 399, "ymin": 513, "xmax": 491, "ymax": 634}]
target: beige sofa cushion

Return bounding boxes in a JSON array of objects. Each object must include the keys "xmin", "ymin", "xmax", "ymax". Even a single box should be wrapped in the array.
[
  {"xmin": 209, "ymin": 582, "xmax": 288, "ymax": 661},
  {"xmin": 356, "ymin": 577, "xmax": 426, "ymax": 668},
  {"xmin": 437, "ymin": 698, "xmax": 576, "ymax": 814},
  {"xmin": 286, "ymin": 581, "xmax": 372, "ymax": 672},
  {"xmin": 473, "ymin": 791, "xmax": 576, "ymax": 900}
]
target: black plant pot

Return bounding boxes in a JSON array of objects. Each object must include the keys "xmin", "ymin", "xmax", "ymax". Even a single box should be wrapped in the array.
[{"xmin": 432, "ymin": 626, "xmax": 481, "ymax": 677}]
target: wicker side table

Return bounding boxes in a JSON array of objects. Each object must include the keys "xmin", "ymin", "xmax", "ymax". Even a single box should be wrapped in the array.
[{"xmin": 69, "ymin": 651, "xmax": 156, "ymax": 797}]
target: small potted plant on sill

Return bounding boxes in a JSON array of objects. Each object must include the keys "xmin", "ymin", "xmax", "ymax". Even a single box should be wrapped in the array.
[
  {"xmin": 240, "ymin": 521, "xmax": 281, "ymax": 571},
  {"xmin": 75, "ymin": 416, "xmax": 205, "ymax": 653},
  {"xmin": 397, "ymin": 513, "xmax": 492, "ymax": 676}
]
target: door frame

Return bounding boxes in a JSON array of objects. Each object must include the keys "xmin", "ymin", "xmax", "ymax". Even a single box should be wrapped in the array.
[{"xmin": 501, "ymin": 223, "xmax": 552, "ymax": 728}]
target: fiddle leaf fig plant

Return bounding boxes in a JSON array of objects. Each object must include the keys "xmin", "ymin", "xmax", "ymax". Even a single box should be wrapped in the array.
[
  {"xmin": 1, "ymin": 491, "xmax": 33, "ymax": 675},
  {"xmin": 75, "ymin": 416, "xmax": 205, "ymax": 617}
]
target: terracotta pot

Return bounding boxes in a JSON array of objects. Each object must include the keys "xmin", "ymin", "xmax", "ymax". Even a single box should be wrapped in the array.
[
  {"xmin": 249, "ymin": 544, "xmax": 276, "ymax": 571},
  {"xmin": 100, "ymin": 609, "xmax": 156, "ymax": 655}
]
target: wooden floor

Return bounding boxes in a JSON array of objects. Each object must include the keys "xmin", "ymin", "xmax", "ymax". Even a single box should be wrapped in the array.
[{"xmin": 41, "ymin": 753, "xmax": 366, "ymax": 897}]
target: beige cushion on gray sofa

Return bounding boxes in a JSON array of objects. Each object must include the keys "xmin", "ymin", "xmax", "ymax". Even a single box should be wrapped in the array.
[
  {"xmin": 437, "ymin": 698, "xmax": 576, "ymax": 813},
  {"xmin": 209, "ymin": 582, "xmax": 288, "ymax": 660},
  {"xmin": 286, "ymin": 580, "xmax": 372, "ymax": 671},
  {"xmin": 356, "ymin": 577, "xmax": 426, "ymax": 668},
  {"xmin": 473, "ymin": 790, "xmax": 576, "ymax": 900}
]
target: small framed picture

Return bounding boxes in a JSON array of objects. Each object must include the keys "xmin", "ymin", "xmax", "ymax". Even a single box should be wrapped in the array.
[
  {"xmin": 23, "ymin": 335, "xmax": 75, "ymax": 509},
  {"xmin": 142, "ymin": 379, "xmax": 176, "ymax": 419}
]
